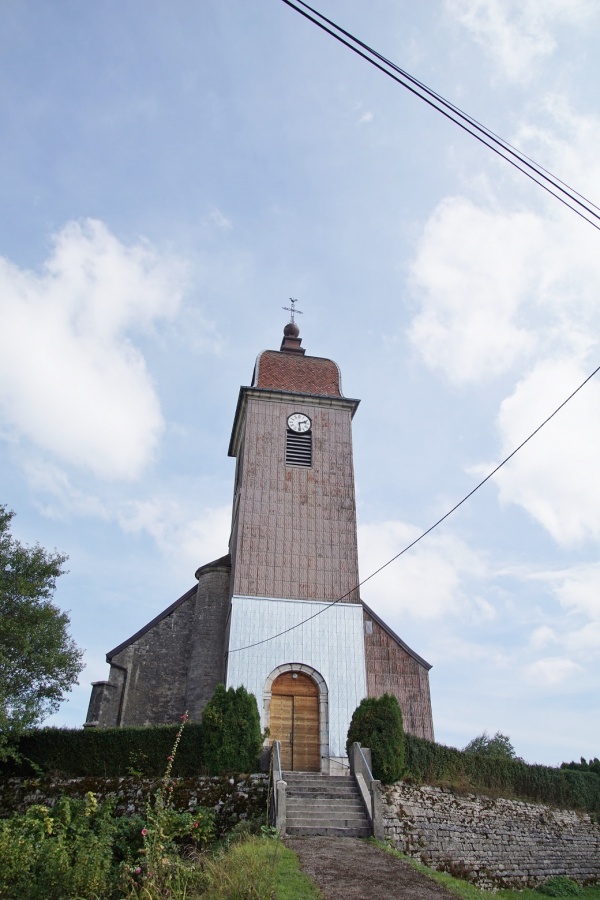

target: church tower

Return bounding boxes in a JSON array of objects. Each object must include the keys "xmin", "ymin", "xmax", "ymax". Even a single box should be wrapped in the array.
[
  {"xmin": 86, "ymin": 315, "xmax": 434, "ymax": 773},
  {"xmin": 225, "ymin": 317, "xmax": 366, "ymax": 771}
]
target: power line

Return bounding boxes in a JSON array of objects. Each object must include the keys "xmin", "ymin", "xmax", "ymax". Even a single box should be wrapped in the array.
[
  {"xmin": 229, "ymin": 361, "xmax": 600, "ymax": 653},
  {"xmin": 279, "ymin": 0, "xmax": 600, "ymax": 232}
]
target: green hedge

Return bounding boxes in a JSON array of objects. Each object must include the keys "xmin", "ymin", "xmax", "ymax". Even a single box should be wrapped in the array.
[
  {"xmin": 0, "ymin": 723, "xmax": 205, "ymax": 777},
  {"xmin": 201, "ymin": 685, "xmax": 263, "ymax": 776},
  {"xmin": 405, "ymin": 734, "xmax": 600, "ymax": 815},
  {"xmin": 346, "ymin": 694, "xmax": 405, "ymax": 784}
]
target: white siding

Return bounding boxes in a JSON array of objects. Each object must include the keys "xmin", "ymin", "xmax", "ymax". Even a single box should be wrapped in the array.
[{"xmin": 226, "ymin": 595, "xmax": 367, "ymax": 758}]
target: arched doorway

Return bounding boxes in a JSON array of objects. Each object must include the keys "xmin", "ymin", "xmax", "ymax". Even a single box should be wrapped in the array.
[{"xmin": 270, "ymin": 671, "xmax": 320, "ymax": 772}]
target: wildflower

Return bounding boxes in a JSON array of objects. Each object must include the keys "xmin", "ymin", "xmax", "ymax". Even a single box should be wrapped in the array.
[
  {"xmin": 180, "ymin": 712, "xmax": 189, "ymax": 721},
  {"xmin": 193, "ymin": 821, "xmax": 199, "ymax": 828},
  {"xmin": 135, "ymin": 867, "xmax": 142, "ymax": 875},
  {"xmin": 167, "ymin": 755, "xmax": 173, "ymax": 761},
  {"xmin": 141, "ymin": 827, "xmax": 148, "ymax": 836}
]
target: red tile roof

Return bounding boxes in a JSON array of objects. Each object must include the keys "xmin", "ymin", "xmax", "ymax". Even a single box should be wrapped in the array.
[{"xmin": 254, "ymin": 350, "xmax": 342, "ymax": 397}]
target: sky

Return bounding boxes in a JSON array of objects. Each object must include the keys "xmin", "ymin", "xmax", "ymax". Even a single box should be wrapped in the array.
[{"xmin": 1, "ymin": 0, "xmax": 599, "ymax": 767}]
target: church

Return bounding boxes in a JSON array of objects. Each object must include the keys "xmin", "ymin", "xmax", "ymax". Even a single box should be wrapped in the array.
[{"xmin": 85, "ymin": 315, "xmax": 434, "ymax": 773}]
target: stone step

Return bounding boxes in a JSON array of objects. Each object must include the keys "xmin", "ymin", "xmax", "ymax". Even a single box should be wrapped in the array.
[
  {"xmin": 287, "ymin": 789, "xmax": 360, "ymax": 801},
  {"xmin": 285, "ymin": 785, "xmax": 360, "ymax": 794},
  {"xmin": 279, "ymin": 771, "xmax": 372, "ymax": 838},
  {"xmin": 287, "ymin": 800, "xmax": 365, "ymax": 812},
  {"xmin": 287, "ymin": 815, "xmax": 370, "ymax": 828},
  {"xmin": 283, "ymin": 773, "xmax": 354, "ymax": 783},
  {"xmin": 285, "ymin": 824, "xmax": 372, "ymax": 838}
]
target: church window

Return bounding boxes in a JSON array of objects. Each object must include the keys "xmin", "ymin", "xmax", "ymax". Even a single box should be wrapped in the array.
[{"xmin": 286, "ymin": 429, "xmax": 312, "ymax": 466}]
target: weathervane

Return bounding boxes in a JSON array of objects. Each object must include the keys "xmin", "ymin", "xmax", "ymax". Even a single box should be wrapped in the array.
[{"xmin": 282, "ymin": 297, "xmax": 303, "ymax": 324}]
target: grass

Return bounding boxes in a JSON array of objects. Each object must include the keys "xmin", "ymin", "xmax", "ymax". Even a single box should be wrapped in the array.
[
  {"xmin": 371, "ymin": 841, "xmax": 600, "ymax": 900},
  {"xmin": 273, "ymin": 842, "xmax": 322, "ymax": 899},
  {"xmin": 201, "ymin": 836, "xmax": 322, "ymax": 899}
]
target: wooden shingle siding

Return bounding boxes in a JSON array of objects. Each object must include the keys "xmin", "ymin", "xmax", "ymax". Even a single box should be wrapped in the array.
[{"xmin": 363, "ymin": 611, "xmax": 434, "ymax": 741}]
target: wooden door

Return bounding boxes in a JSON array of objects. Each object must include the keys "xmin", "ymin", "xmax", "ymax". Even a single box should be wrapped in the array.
[{"xmin": 270, "ymin": 672, "xmax": 320, "ymax": 771}]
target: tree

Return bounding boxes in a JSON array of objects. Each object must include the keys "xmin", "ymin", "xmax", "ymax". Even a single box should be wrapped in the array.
[
  {"xmin": 0, "ymin": 505, "xmax": 83, "ymax": 759},
  {"xmin": 201, "ymin": 684, "xmax": 263, "ymax": 774},
  {"xmin": 463, "ymin": 731, "xmax": 516, "ymax": 759},
  {"xmin": 346, "ymin": 694, "xmax": 405, "ymax": 784}
]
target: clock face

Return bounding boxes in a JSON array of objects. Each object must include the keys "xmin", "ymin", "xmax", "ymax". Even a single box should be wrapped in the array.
[{"xmin": 287, "ymin": 413, "xmax": 311, "ymax": 433}]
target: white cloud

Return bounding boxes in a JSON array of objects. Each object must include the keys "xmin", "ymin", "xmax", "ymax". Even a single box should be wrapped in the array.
[
  {"xmin": 446, "ymin": 0, "xmax": 596, "ymax": 82},
  {"xmin": 565, "ymin": 622, "xmax": 600, "ymax": 655},
  {"xmin": 552, "ymin": 563, "xmax": 600, "ymax": 618},
  {"xmin": 358, "ymin": 519, "xmax": 489, "ymax": 621},
  {"xmin": 0, "ymin": 219, "xmax": 188, "ymax": 480},
  {"xmin": 528, "ymin": 625, "xmax": 557, "ymax": 651},
  {"xmin": 485, "ymin": 359, "xmax": 600, "ymax": 545},
  {"xmin": 119, "ymin": 498, "xmax": 231, "ymax": 575},
  {"xmin": 524, "ymin": 656, "xmax": 583, "ymax": 687},
  {"xmin": 409, "ymin": 197, "xmax": 539, "ymax": 383},
  {"xmin": 208, "ymin": 208, "xmax": 233, "ymax": 230},
  {"xmin": 23, "ymin": 459, "xmax": 110, "ymax": 521}
]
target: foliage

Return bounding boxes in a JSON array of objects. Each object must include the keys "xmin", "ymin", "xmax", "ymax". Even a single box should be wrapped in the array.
[
  {"xmin": 0, "ymin": 505, "xmax": 83, "ymax": 760},
  {"xmin": 202, "ymin": 836, "xmax": 279, "ymax": 899},
  {"xmin": 346, "ymin": 693, "xmax": 405, "ymax": 783},
  {"xmin": 0, "ymin": 793, "xmax": 120, "ymax": 899},
  {"xmin": 561, "ymin": 757, "xmax": 600, "ymax": 778},
  {"xmin": 129, "ymin": 713, "xmax": 214, "ymax": 899},
  {"xmin": 405, "ymin": 734, "xmax": 600, "ymax": 814},
  {"xmin": 0, "ymin": 713, "xmax": 216, "ymax": 900},
  {"xmin": 464, "ymin": 731, "xmax": 517, "ymax": 759},
  {"xmin": 0, "ymin": 721, "xmax": 205, "ymax": 777},
  {"xmin": 201, "ymin": 684, "xmax": 263, "ymax": 775},
  {"xmin": 537, "ymin": 877, "xmax": 583, "ymax": 897},
  {"xmin": 0, "ymin": 710, "xmax": 325, "ymax": 900}
]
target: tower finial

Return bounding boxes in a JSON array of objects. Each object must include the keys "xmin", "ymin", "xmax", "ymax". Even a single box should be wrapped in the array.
[
  {"xmin": 280, "ymin": 297, "xmax": 306, "ymax": 354},
  {"xmin": 282, "ymin": 297, "xmax": 303, "ymax": 325}
]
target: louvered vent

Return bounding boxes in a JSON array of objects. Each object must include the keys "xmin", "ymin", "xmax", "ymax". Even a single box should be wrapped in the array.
[{"xmin": 286, "ymin": 430, "xmax": 312, "ymax": 467}]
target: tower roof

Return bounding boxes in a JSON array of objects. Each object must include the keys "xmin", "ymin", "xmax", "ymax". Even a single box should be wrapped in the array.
[
  {"xmin": 252, "ymin": 321, "xmax": 343, "ymax": 398},
  {"xmin": 253, "ymin": 349, "xmax": 342, "ymax": 397}
]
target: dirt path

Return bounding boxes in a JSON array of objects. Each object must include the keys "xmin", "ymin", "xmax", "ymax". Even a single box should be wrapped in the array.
[{"xmin": 285, "ymin": 837, "xmax": 455, "ymax": 900}]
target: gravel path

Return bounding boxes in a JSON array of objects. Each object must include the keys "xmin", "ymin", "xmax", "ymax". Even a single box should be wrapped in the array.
[{"xmin": 285, "ymin": 837, "xmax": 455, "ymax": 900}]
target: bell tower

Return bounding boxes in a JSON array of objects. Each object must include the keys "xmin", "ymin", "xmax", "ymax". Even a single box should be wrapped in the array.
[
  {"xmin": 225, "ymin": 316, "xmax": 367, "ymax": 771},
  {"xmin": 227, "ymin": 321, "xmax": 360, "ymax": 605}
]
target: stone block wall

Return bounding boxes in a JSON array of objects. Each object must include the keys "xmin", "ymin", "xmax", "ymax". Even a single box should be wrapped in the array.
[
  {"xmin": 0, "ymin": 774, "xmax": 267, "ymax": 837},
  {"xmin": 384, "ymin": 782, "xmax": 600, "ymax": 889},
  {"xmin": 86, "ymin": 558, "xmax": 231, "ymax": 728}
]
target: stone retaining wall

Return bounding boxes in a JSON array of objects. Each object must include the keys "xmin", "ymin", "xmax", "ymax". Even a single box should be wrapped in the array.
[
  {"xmin": 384, "ymin": 782, "xmax": 600, "ymax": 889},
  {"xmin": 0, "ymin": 774, "xmax": 268, "ymax": 837}
]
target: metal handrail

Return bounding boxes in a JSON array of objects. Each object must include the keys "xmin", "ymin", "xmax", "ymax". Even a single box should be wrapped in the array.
[
  {"xmin": 322, "ymin": 755, "xmax": 351, "ymax": 770},
  {"xmin": 357, "ymin": 743, "xmax": 374, "ymax": 782},
  {"xmin": 274, "ymin": 740, "xmax": 283, "ymax": 782}
]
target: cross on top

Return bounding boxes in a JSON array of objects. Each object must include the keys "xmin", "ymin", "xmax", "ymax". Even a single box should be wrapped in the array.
[{"xmin": 283, "ymin": 297, "xmax": 303, "ymax": 324}]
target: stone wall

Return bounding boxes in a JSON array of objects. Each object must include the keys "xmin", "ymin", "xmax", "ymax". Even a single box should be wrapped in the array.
[
  {"xmin": 86, "ymin": 558, "xmax": 231, "ymax": 728},
  {"xmin": 384, "ymin": 782, "xmax": 600, "ymax": 889},
  {"xmin": 0, "ymin": 774, "xmax": 267, "ymax": 837}
]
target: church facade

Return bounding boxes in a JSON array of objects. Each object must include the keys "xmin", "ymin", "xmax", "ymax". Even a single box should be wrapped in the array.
[{"xmin": 86, "ymin": 322, "xmax": 434, "ymax": 772}]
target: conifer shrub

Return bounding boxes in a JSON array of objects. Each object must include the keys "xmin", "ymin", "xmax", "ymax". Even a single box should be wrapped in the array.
[
  {"xmin": 201, "ymin": 684, "xmax": 263, "ymax": 775},
  {"xmin": 346, "ymin": 694, "xmax": 405, "ymax": 784}
]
